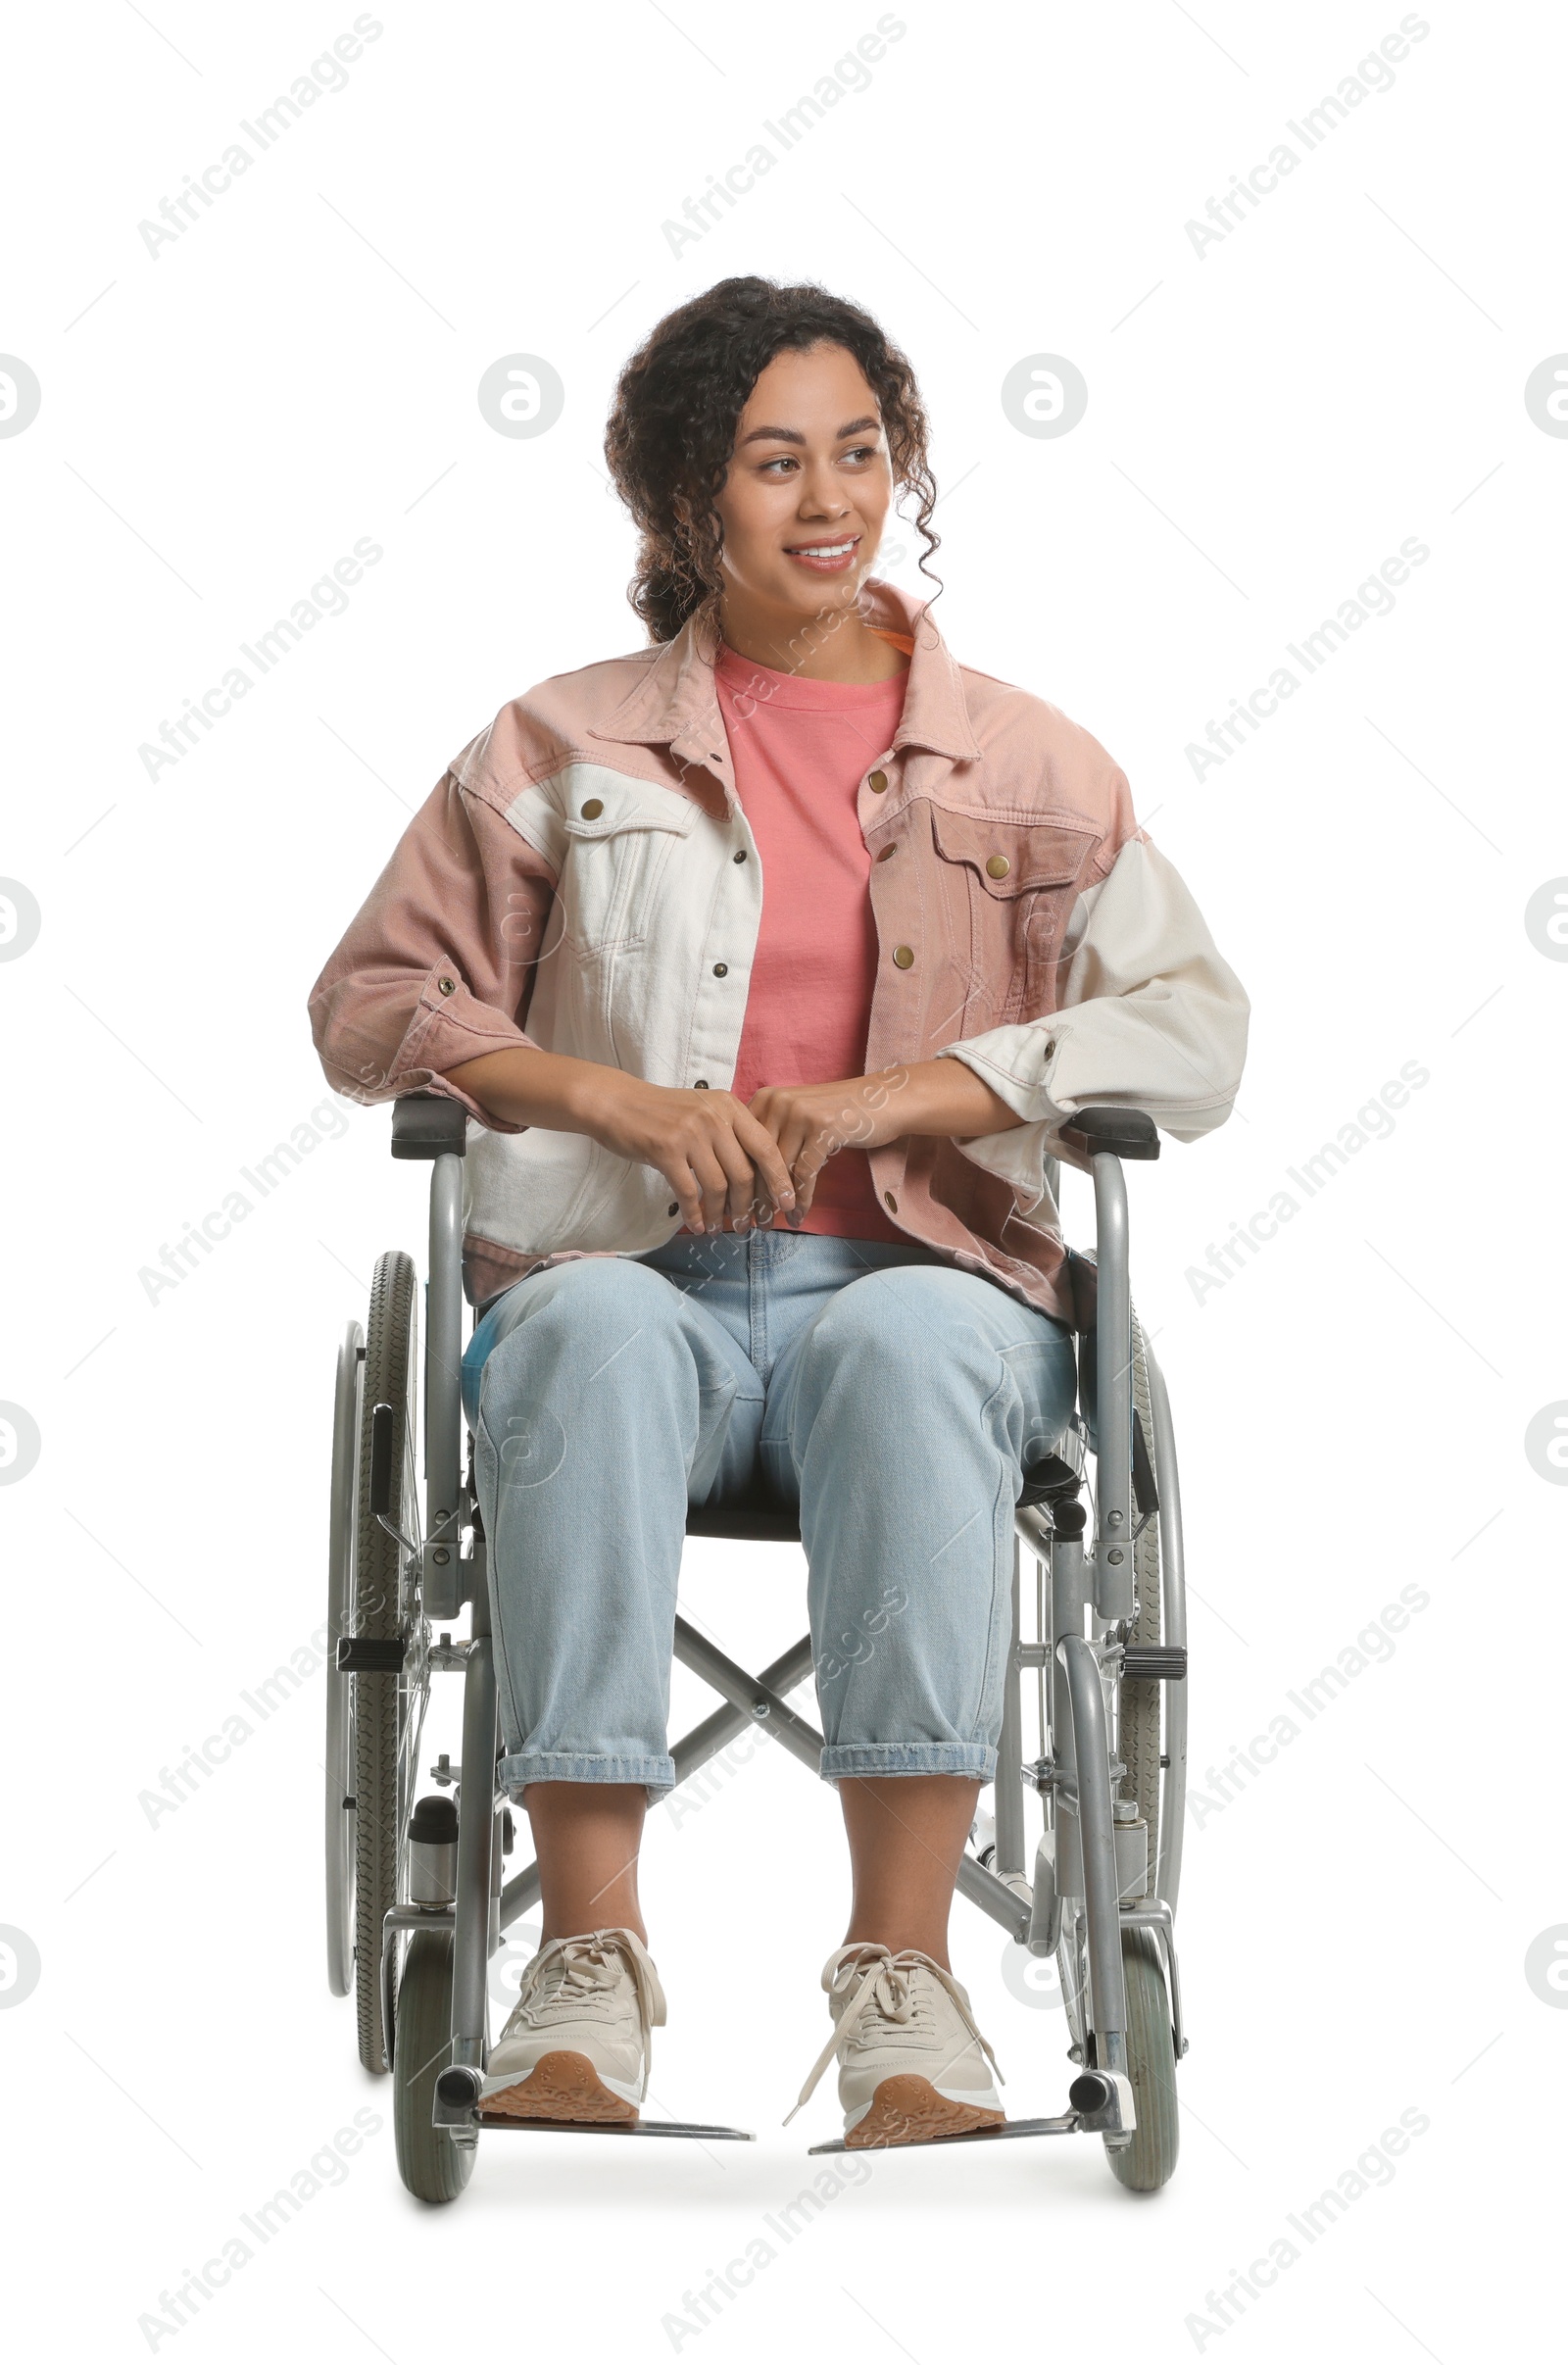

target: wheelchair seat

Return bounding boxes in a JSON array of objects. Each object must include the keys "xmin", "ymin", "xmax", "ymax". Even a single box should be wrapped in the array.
[{"xmin": 684, "ymin": 1487, "xmax": 802, "ymax": 1543}]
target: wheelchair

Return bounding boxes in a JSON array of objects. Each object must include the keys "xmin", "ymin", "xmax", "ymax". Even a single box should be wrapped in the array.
[{"xmin": 324, "ymin": 1093, "xmax": 1190, "ymax": 2201}]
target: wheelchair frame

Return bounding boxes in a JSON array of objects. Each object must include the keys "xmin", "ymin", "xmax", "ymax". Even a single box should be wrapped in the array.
[{"xmin": 324, "ymin": 1095, "xmax": 1190, "ymax": 2197}]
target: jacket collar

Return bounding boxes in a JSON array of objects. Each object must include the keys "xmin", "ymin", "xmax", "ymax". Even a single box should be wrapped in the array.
[{"xmin": 589, "ymin": 577, "xmax": 982, "ymax": 768}]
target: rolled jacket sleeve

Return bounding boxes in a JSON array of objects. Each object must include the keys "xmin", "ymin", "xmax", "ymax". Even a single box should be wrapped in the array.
[
  {"xmin": 308, "ymin": 774, "xmax": 558, "ymax": 1131},
  {"xmin": 936, "ymin": 834, "xmax": 1250, "ymax": 1207}
]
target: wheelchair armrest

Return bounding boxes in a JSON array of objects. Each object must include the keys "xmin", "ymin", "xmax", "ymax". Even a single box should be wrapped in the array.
[
  {"xmin": 1058, "ymin": 1105, "xmax": 1159, "ymax": 1162},
  {"xmin": 391, "ymin": 1093, "xmax": 469, "ymax": 1161}
]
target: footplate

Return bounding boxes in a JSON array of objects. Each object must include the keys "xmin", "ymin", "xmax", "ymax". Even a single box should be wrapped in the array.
[
  {"xmin": 806, "ymin": 2069, "xmax": 1135, "ymax": 2155},
  {"xmin": 474, "ymin": 2113, "xmax": 755, "ymax": 2142},
  {"xmin": 808, "ymin": 2113, "xmax": 1076, "ymax": 2155}
]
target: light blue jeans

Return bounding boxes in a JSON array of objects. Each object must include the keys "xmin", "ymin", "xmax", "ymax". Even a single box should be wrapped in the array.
[{"xmin": 462, "ymin": 1231, "xmax": 1078, "ymax": 1798}]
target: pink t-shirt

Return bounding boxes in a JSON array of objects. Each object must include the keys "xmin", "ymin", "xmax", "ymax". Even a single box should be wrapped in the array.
[{"xmin": 713, "ymin": 638, "xmax": 910, "ymax": 1243}]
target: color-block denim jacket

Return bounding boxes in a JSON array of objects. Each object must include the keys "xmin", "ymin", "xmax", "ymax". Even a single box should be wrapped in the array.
[{"xmin": 308, "ymin": 580, "xmax": 1250, "ymax": 1320}]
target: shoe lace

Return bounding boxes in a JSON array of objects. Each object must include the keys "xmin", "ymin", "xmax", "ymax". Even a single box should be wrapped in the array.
[
  {"xmin": 784, "ymin": 1944, "xmax": 1003, "ymax": 2124},
  {"xmin": 513, "ymin": 1930, "xmax": 663, "ymax": 2052}
]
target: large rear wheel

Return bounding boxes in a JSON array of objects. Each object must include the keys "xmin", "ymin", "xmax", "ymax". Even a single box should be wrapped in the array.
[
  {"xmin": 1117, "ymin": 1307, "xmax": 1163, "ymax": 1875},
  {"xmin": 353, "ymin": 1251, "xmax": 425, "ymax": 2073},
  {"xmin": 325, "ymin": 1320, "xmax": 362, "ymax": 1998}
]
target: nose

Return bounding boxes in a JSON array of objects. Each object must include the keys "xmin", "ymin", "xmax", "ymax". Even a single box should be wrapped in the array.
[{"xmin": 795, "ymin": 456, "xmax": 851, "ymax": 520}]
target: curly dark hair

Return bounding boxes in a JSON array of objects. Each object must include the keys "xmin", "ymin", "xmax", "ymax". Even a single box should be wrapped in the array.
[{"xmin": 604, "ymin": 275, "xmax": 939, "ymax": 644}]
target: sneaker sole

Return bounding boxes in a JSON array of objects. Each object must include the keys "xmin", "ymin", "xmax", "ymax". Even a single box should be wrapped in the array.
[
  {"xmin": 846, "ymin": 2074, "xmax": 1004, "ymax": 2150},
  {"xmin": 479, "ymin": 2050, "xmax": 639, "ymax": 2127}
]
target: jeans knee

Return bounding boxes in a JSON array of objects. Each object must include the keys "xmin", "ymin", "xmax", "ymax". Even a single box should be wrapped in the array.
[
  {"xmin": 477, "ymin": 1257, "xmax": 686, "ymax": 1420},
  {"xmin": 799, "ymin": 1267, "xmax": 993, "ymax": 1395}
]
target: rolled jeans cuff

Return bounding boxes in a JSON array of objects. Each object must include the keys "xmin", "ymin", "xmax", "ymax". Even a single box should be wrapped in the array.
[
  {"xmin": 817, "ymin": 1742, "xmax": 996, "ymax": 1784},
  {"xmin": 499, "ymin": 1749, "xmax": 676, "ymax": 1804}
]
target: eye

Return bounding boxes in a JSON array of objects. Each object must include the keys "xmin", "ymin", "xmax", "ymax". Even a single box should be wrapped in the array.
[
  {"xmin": 842, "ymin": 443, "xmax": 880, "ymax": 465},
  {"xmin": 759, "ymin": 453, "xmax": 799, "ymax": 475}
]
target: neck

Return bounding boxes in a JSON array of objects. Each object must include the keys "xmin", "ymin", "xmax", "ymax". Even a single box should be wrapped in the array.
[{"xmin": 716, "ymin": 589, "xmax": 906, "ymax": 684}]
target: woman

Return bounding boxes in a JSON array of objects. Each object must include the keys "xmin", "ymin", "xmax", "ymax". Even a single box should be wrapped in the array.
[{"xmin": 310, "ymin": 276, "xmax": 1248, "ymax": 2148}]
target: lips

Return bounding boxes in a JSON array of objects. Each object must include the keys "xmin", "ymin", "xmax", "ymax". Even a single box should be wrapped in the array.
[{"xmin": 783, "ymin": 533, "xmax": 861, "ymax": 575}]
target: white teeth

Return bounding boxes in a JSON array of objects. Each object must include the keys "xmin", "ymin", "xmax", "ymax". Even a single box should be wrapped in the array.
[{"xmin": 790, "ymin": 539, "xmax": 856, "ymax": 557}]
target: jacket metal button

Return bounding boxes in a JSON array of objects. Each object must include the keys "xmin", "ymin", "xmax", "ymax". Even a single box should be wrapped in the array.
[
  {"xmin": 884, "ymin": 1191, "xmax": 899, "ymax": 1213},
  {"xmin": 867, "ymin": 769, "xmax": 888, "ymax": 793},
  {"xmin": 668, "ymin": 1203, "xmax": 679, "ymax": 1216},
  {"xmin": 438, "ymin": 977, "xmax": 456, "ymax": 996},
  {"xmin": 876, "ymin": 843, "xmax": 897, "ymax": 862},
  {"xmin": 581, "ymin": 798, "xmax": 604, "ymax": 818},
  {"xmin": 694, "ymin": 1078, "xmax": 709, "ymax": 1089},
  {"xmin": 712, "ymin": 962, "xmax": 728, "ymax": 977},
  {"xmin": 986, "ymin": 855, "xmax": 1011, "ymax": 879},
  {"xmin": 733, "ymin": 850, "xmax": 748, "ymax": 862},
  {"xmin": 892, "ymin": 945, "xmax": 914, "ymax": 969}
]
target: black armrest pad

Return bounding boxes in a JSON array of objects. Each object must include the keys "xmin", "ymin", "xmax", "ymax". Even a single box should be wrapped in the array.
[
  {"xmin": 1059, "ymin": 1105, "xmax": 1160, "ymax": 1162},
  {"xmin": 391, "ymin": 1093, "xmax": 469, "ymax": 1160}
]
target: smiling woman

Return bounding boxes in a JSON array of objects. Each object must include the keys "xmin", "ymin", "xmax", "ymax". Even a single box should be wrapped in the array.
[{"xmin": 308, "ymin": 273, "xmax": 1249, "ymax": 2147}]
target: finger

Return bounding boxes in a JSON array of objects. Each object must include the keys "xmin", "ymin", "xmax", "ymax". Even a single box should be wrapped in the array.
[
  {"xmin": 787, "ymin": 1111, "xmax": 845, "ymax": 1215},
  {"xmin": 689, "ymin": 1139, "xmax": 735, "ymax": 1234},
  {"xmin": 792, "ymin": 1120, "xmax": 840, "ymax": 1188},
  {"xmin": 663, "ymin": 1158, "xmax": 705, "ymax": 1234},
  {"xmin": 707, "ymin": 1124, "xmax": 762, "ymax": 1232},
  {"xmin": 731, "ymin": 1108, "xmax": 796, "ymax": 1217}
]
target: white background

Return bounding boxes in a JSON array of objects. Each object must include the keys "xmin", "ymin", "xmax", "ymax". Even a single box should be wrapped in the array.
[{"xmin": 2, "ymin": 1, "xmax": 1564, "ymax": 2357}]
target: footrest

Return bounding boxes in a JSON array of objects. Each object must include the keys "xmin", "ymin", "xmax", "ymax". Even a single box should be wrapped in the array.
[
  {"xmin": 474, "ymin": 2113, "xmax": 755, "ymax": 2142},
  {"xmin": 808, "ymin": 2113, "xmax": 1079, "ymax": 2154}
]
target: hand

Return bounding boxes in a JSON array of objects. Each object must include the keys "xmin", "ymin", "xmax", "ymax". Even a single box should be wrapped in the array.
[
  {"xmin": 586, "ymin": 1073, "xmax": 797, "ymax": 1235},
  {"xmin": 748, "ymin": 1060, "xmax": 1024, "ymax": 1215},
  {"xmin": 745, "ymin": 1074, "xmax": 906, "ymax": 1217}
]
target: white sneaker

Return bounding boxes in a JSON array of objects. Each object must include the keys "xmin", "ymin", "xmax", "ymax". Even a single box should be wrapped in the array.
[
  {"xmin": 479, "ymin": 1929, "xmax": 665, "ymax": 2125},
  {"xmin": 788, "ymin": 1943, "xmax": 1004, "ymax": 2148}
]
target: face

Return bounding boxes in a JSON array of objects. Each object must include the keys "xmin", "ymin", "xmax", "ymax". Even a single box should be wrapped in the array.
[{"xmin": 710, "ymin": 343, "xmax": 894, "ymax": 630}]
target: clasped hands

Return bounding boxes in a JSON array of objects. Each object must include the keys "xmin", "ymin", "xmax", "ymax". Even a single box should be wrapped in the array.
[
  {"xmin": 592, "ymin": 1068, "xmax": 914, "ymax": 1235},
  {"xmin": 441, "ymin": 1046, "xmax": 1022, "ymax": 1237}
]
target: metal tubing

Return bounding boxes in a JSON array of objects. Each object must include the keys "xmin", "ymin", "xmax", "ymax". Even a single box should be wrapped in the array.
[
  {"xmin": 425, "ymin": 1154, "xmax": 465, "ymax": 1547},
  {"xmin": 1145, "ymin": 1345, "xmax": 1189, "ymax": 1915},
  {"xmin": 498, "ymin": 1857, "xmax": 541, "ymax": 1930},
  {"xmin": 1058, "ymin": 1635, "xmax": 1128, "ymax": 2073},
  {"xmin": 1052, "ymin": 1533, "xmax": 1086, "ymax": 1797},
  {"xmin": 497, "ymin": 1637, "xmax": 817, "ymax": 1934},
  {"xmin": 993, "ymin": 1539, "xmax": 1027, "ymax": 1879},
  {"xmin": 671, "ymin": 1617, "xmax": 825, "ymax": 1773},
  {"xmin": 450, "ymin": 1636, "xmax": 497, "ymax": 2066},
  {"xmin": 1015, "ymin": 1501, "xmax": 1054, "ymax": 1560},
  {"xmin": 672, "ymin": 1619, "xmax": 1032, "ymax": 1942},
  {"xmin": 956, "ymin": 1850, "xmax": 1031, "ymax": 1940},
  {"xmin": 1090, "ymin": 1154, "xmax": 1135, "ymax": 1622}
]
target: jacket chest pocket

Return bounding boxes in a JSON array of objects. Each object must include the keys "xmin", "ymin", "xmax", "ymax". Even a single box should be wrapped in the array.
[
  {"xmin": 928, "ymin": 807, "xmax": 1098, "ymax": 1023},
  {"xmin": 559, "ymin": 780, "xmax": 700, "ymax": 955}
]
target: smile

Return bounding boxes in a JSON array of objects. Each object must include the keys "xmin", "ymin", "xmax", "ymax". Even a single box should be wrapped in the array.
[{"xmin": 783, "ymin": 535, "xmax": 861, "ymax": 572}]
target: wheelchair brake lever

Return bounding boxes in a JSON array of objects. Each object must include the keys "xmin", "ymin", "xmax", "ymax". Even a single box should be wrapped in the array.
[{"xmin": 368, "ymin": 1400, "xmax": 421, "ymax": 1557}]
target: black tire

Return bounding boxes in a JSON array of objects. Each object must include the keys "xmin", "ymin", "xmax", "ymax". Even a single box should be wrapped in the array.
[
  {"xmin": 325, "ymin": 1321, "xmax": 362, "ymax": 1998},
  {"xmin": 393, "ymin": 1930, "xmax": 476, "ymax": 2203},
  {"xmin": 1117, "ymin": 1309, "xmax": 1163, "ymax": 1877},
  {"xmin": 353, "ymin": 1251, "xmax": 421, "ymax": 2074},
  {"xmin": 1105, "ymin": 1926, "xmax": 1180, "ymax": 2192}
]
